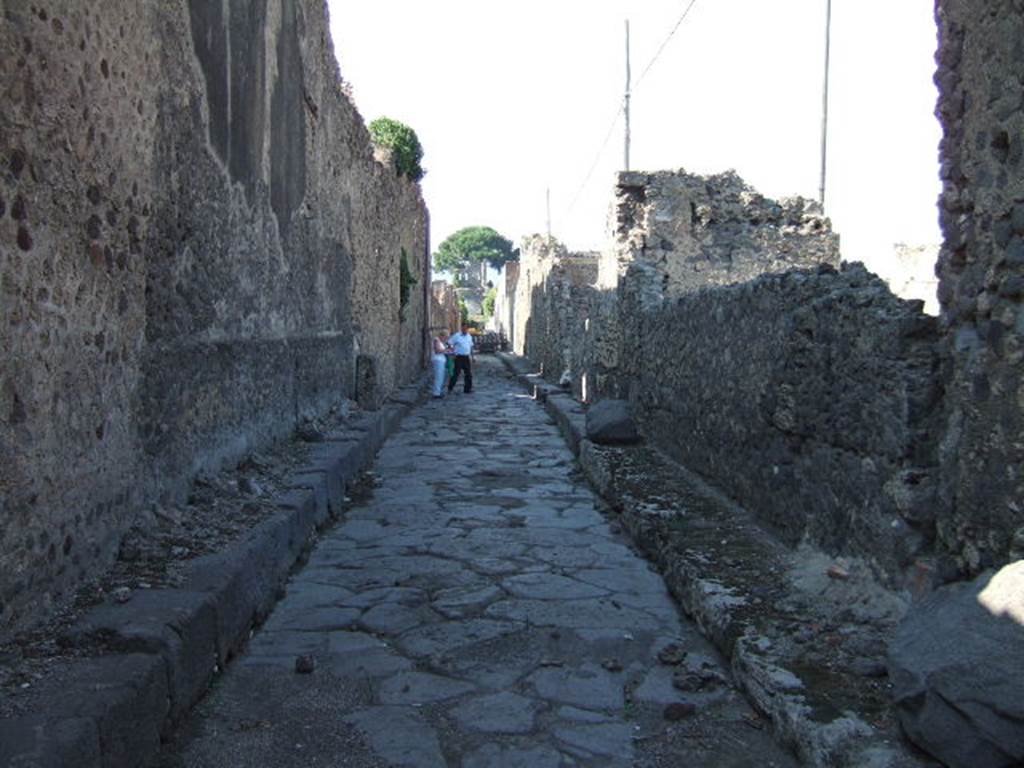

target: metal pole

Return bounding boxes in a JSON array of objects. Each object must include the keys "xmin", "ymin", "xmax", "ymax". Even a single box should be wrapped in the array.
[
  {"xmin": 818, "ymin": 0, "xmax": 832, "ymax": 208},
  {"xmin": 546, "ymin": 187, "xmax": 552, "ymax": 240},
  {"xmin": 624, "ymin": 19, "xmax": 631, "ymax": 171}
]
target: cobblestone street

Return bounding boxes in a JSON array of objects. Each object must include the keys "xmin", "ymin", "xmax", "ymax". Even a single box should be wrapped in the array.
[{"xmin": 161, "ymin": 358, "xmax": 796, "ymax": 768}]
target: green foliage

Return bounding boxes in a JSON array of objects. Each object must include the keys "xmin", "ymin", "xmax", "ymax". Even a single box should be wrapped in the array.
[
  {"xmin": 458, "ymin": 296, "xmax": 469, "ymax": 325},
  {"xmin": 368, "ymin": 117, "xmax": 425, "ymax": 181},
  {"xmin": 482, "ymin": 287, "xmax": 497, "ymax": 320},
  {"xmin": 398, "ymin": 247, "xmax": 417, "ymax": 321},
  {"xmin": 434, "ymin": 226, "xmax": 518, "ymax": 274}
]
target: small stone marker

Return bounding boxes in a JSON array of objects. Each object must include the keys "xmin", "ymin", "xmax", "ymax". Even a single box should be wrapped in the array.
[{"xmin": 585, "ymin": 399, "xmax": 641, "ymax": 445}]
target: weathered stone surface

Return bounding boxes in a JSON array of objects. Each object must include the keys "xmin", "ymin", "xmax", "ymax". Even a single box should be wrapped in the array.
[
  {"xmin": 585, "ymin": 399, "xmax": 641, "ymax": 445},
  {"xmin": 503, "ymin": 173, "xmax": 942, "ymax": 588},
  {"xmin": 449, "ymin": 691, "xmax": 537, "ymax": 733},
  {"xmin": 159, "ymin": 358, "xmax": 797, "ymax": 768},
  {"xmin": 462, "ymin": 744, "xmax": 563, "ymax": 768},
  {"xmin": 0, "ymin": 716, "xmax": 101, "ymax": 768},
  {"xmin": 343, "ymin": 707, "xmax": 446, "ymax": 768},
  {"xmin": 60, "ymin": 589, "xmax": 217, "ymax": 726},
  {"xmin": 888, "ymin": 562, "xmax": 1024, "ymax": 768},
  {"xmin": 934, "ymin": 0, "xmax": 1024, "ymax": 579},
  {"xmin": 0, "ymin": 0, "xmax": 428, "ymax": 638}
]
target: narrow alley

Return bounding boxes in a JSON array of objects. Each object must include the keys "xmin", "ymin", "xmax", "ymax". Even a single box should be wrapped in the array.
[{"xmin": 159, "ymin": 358, "xmax": 795, "ymax": 768}]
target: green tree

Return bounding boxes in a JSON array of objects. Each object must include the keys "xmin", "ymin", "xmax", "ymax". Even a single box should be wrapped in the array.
[
  {"xmin": 368, "ymin": 117, "xmax": 425, "ymax": 181},
  {"xmin": 482, "ymin": 287, "xmax": 497, "ymax": 320},
  {"xmin": 434, "ymin": 226, "xmax": 518, "ymax": 283}
]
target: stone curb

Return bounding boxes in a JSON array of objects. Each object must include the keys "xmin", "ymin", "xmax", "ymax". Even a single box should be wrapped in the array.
[
  {"xmin": 496, "ymin": 352, "xmax": 926, "ymax": 768},
  {"xmin": 0, "ymin": 379, "xmax": 428, "ymax": 768}
]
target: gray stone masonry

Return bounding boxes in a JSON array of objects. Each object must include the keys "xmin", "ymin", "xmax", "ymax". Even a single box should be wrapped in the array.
[
  {"xmin": 627, "ymin": 263, "xmax": 943, "ymax": 587},
  {"xmin": 160, "ymin": 358, "xmax": 797, "ymax": 768},
  {"xmin": 601, "ymin": 169, "xmax": 839, "ymax": 295},
  {"xmin": 0, "ymin": 0, "xmax": 428, "ymax": 637},
  {"xmin": 500, "ymin": 352, "xmax": 935, "ymax": 768},
  {"xmin": 934, "ymin": 0, "xmax": 1024, "ymax": 577},
  {"xmin": 0, "ymin": 380, "xmax": 424, "ymax": 768},
  {"xmin": 508, "ymin": 174, "xmax": 940, "ymax": 589}
]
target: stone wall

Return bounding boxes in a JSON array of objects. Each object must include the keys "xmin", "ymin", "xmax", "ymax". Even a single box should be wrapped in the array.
[
  {"xmin": 934, "ymin": 0, "xmax": 1024, "ymax": 574},
  {"xmin": 515, "ymin": 236, "xmax": 600, "ymax": 389},
  {"xmin": 490, "ymin": 261, "xmax": 518, "ymax": 345},
  {"xmin": 0, "ymin": 0, "xmax": 428, "ymax": 635},
  {"xmin": 601, "ymin": 170, "xmax": 839, "ymax": 294},
  {"xmin": 630, "ymin": 265, "xmax": 942, "ymax": 582},
  {"xmin": 510, "ymin": 171, "xmax": 944, "ymax": 586},
  {"xmin": 430, "ymin": 280, "xmax": 460, "ymax": 336}
]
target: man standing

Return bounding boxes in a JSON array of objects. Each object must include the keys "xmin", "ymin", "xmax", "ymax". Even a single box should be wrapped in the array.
[{"xmin": 447, "ymin": 323, "xmax": 475, "ymax": 394}]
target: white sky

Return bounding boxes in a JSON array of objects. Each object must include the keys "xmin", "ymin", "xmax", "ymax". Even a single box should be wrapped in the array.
[{"xmin": 327, "ymin": 1, "xmax": 942, "ymax": 272}]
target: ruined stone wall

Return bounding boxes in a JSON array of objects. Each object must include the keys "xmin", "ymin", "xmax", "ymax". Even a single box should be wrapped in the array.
[
  {"xmin": 515, "ymin": 236, "xmax": 600, "ymax": 388},
  {"xmin": 430, "ymin": 280, "xmax": 460, "ymax": 336},
  {"xmin": 0, "ymin": 0, "xmax": 428, "ymax": 634},
  {"xmin": 515, "ymin": 172, "xmax": 945, "ymax": 585},
  {"xmin": 491, "ymin": 261, "xmax": 518, "ymax": 345},
  {"xmin": 601, "ymin": 170, "xmax": 839, "ymax": 295},
  {"xmin": 934, "ymin": 0, "xmax": 1024, "ymax": 573},
  {"xmin": 630, "ymin": 265, "xmax": 942, "ymax": 584}
]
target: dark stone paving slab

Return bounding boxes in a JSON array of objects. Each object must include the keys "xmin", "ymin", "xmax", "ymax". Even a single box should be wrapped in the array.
[{"xmin": 158, "ymin": 358, "xmax": 798, "ymax": 767}]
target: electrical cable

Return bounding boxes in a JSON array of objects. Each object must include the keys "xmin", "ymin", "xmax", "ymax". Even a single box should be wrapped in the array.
[
  {"xmin": 556, "ymin": 0, "xmax": 700, "ymax": 231},
  {"xmin": 558, "ymin": 102, "xmax": 624, "ymax": 227},
  {"xmin": 634, "ymin": 0, "xmax": 700, "ymax": 90}
]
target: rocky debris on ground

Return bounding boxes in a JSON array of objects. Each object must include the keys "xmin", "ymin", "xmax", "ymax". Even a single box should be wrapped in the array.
[
  {"xmin": 0, "ymin": 399, "xmax": 367, "ymax": 719},
  {"xmin": 498, "ymin": 353, "xmax": 937, "ymax": 767},
  {"xmin": 888, "ymin": 561, "xmax": 1024, "ymax": 768},
  {"xmin": 586, "ymin": 398, "xmax": 642, "ymax": 445},
  {"xmin": 574, "ymin": 440, "xmax": 927, "ymax": 766}
]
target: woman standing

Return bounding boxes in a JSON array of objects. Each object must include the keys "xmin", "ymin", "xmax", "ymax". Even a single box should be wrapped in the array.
[{"xmin": 430, "ymin": 330, "xmax": 451, "ymax": 398}]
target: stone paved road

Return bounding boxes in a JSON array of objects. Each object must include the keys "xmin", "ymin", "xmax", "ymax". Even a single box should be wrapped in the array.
[{"xmin": 161, "ymin": 357, "xmax": 797, "ymax": 768}]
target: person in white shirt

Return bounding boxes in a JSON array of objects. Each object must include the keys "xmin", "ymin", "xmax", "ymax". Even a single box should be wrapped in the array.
[
  {"xmin": 447, "ymin": 323, "xmax": 475, "ymax": 394},
  {"xmin": 430, "ymin": 329, "xmax": 451, "ymax": 398}
]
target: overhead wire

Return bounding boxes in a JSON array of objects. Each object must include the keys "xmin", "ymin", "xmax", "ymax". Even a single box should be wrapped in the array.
[
  {"xmin": 555, "ymin": 0, "xmax": 701, "ymax": 233},
  {"xmin": 559, "ymin": 102, "xmax": 625, "ymax": 228},
  {"xmin": 634, "ymin": 0, "xmax": 700, "ymax": 91}
]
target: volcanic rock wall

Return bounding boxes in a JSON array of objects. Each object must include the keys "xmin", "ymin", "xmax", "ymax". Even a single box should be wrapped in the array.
[
  {"xmin": 934, "ymin": 0, "xmax": 1024, "ymax": 574},
  {"xmin": 515, "ymin": 171, "xmax": 943, "ymax": 586},
  {"xmin": 0, "ymin": 0, "xmax": 428, "ymax": 635}
]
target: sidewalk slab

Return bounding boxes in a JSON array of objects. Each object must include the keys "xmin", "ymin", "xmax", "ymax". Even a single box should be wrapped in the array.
[
  {"xmin": 0, "ymin": 375, "xmax": 428, "ymax": 768},
  {"xmin": 498, "ymin": 352, "xmax": 930, "ymax": 768}
]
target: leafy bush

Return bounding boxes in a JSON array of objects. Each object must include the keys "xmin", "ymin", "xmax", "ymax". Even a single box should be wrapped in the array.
[
  {"xmin": 482, "ymin": 287, "xmax": 497, "ymax": 320},
  {"xmin": 368, "ymin": 117, "xmax": 425, "ymax": 181}
]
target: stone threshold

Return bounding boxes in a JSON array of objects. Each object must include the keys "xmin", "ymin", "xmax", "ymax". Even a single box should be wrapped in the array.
[
  {"xmin": 0, "ymin": 379, "xmax": 428, "ymax": 768},
  {"xmin": 496, "ymin": 352, "xmax": 936, "ymax": 768}
]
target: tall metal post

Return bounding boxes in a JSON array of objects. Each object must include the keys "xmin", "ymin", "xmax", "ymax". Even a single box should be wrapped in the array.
[
  {"xmin": 546, "ymin": 187, "xmax": 552, "ymax": 240},
  {"xmin": 624, "ymin": 20, "xmax": 631, "ymax": 172},
  {"xmin": 818, "ymin": 0, "xmax": 832, "ymax": 208}
]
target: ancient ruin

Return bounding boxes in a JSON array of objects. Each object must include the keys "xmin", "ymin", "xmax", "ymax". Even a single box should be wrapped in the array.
[
  {"xmin": 1, "ymin": 0, "xmax": 1022, "ymax": 766},
  {"xmin": 1, "ymin": 1, "xmax": 428, "ymax": 636}
]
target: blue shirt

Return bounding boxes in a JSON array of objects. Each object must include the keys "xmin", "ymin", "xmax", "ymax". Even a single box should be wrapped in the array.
[{"xmin": 449, "ymin": 331, "xmax": 474, "ymax": 356}]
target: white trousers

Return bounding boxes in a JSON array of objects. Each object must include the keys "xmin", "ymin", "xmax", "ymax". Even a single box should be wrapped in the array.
[{"xmin": 431, "ymin": 354, "xmax": 447, "ymax": 396}]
